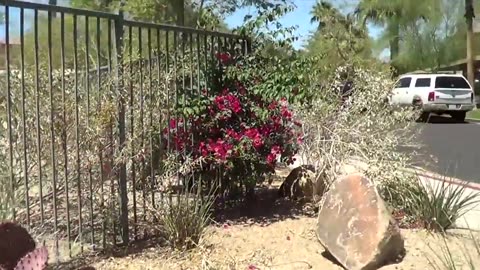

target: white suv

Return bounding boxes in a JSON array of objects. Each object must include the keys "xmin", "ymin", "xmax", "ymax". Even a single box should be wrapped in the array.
[{"xmin": 389, "ymin": 73, "xmax": 476, "ymax": 121}]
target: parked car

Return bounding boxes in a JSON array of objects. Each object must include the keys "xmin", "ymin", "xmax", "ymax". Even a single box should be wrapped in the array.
[{"xmin": 387, "ymin": 73, "xmax": 476, "ymax": 121}]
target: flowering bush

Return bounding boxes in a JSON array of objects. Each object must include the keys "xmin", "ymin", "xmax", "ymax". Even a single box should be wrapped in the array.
[{"xmin": 162, "ymin": 52, "xmax": 303, "ymax": 194}]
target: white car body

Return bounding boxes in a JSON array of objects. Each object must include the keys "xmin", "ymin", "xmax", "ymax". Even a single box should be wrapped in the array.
[{"xmin": 389, "ymin": 73, "xmax": 476, "ymax": 121}]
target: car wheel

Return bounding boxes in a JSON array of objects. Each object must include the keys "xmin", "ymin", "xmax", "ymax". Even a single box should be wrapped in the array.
[{"xmin": 450, "ymin": 111, "xmax": 466, "ymax": 122}]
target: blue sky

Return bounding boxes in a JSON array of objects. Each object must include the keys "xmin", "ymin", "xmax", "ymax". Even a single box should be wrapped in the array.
[
  {"xmin": 224, "ymin": 0, "xmax": 384, "ymax": 50},
  {"xmin": 2, "ymin": 0, "xmax": 385, "ymax": 53}
]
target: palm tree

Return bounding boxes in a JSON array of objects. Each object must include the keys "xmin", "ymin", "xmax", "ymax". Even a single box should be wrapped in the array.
[
  {"xmin": 310, "ymin": 1, "xmax": 369, "ymax": 50},
  {"xmin": 308, "ymin": 1, "xmax": 371, "ymax": 64},
  {"xmin": 355, "ymin": 0, "xmax": 441, "ymax": 73},
  {"xmin": 311, "ymin": 1, "xmax": 344, "ymax": 29}
]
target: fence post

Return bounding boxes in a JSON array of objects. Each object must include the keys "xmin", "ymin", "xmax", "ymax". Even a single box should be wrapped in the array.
[
  {"xmin": 114, "ymin": 0, "xmax": 129, "ymax": 245},
  {"xmin": 242, "ymin": 36, "xmax": 252, "ymax": 55}
]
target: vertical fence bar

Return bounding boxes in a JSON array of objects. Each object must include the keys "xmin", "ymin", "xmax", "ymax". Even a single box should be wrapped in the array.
[
  {"xmin": 128, "ymin": 25, "xmax": 138, "ymax": 240},
  {"xmin": 165, "ymin": 30, "xmax": 172, "ymax": 205},
  {"xmin": 187, "ymin": 32, "xmax": 194, "ymax": 199},
  {"xmin": 4, "ymin": 3, "xmax": 15, "ymax": 221},
  {"xmin": 60, "ymin": 11, "xmax": 72, "ymax": 257},
  {"xmin": 195, "ymin": 33, "xmax": 202, "ymax": 196},
  {"xmin": 173, "ymin": 31, "xmax": 179, "ymax": 201},
  {"xmin": 47, "ymin": 9, "xmax": 59, "ymax": 259},
  {"xmin": 84, "ymin": 15, "xmax": 96, "ymax": 248},
  {"xmin": 107, "ymin": 19, "xmax": 116, "ymax": 246},
  {"xmin": 180, "ymin": 31, "xmax": 186, "ymax": 185},
  {"xmin": 138, "ymin": 26, "xmax": 147, "ymax": 233},
  {"xmin": 115, "ymin": 6, "xmax": 129, "ymax": 245},
  {"xmin": 33, "ymin": 8, "xmax": 44, "ymax": 225},
  {"xmin": 195, "ymin": 33, "xmax": 201, "ymax": 109},
  {"xmin": 203, "ymin": 35, "xmax": 208, "ymax": 95},
  {"xmin": 73, "ymin": 14, "xmax": 84, "ymax": 253},
  {"xmin": 147, "ymin": 28, "xmax": 155, "ymax": 209},
  {"xmin": 96, "ymin": 16, "xmax": 106, "ymax": 250},
  {"xmin": 19, "ymin": 7, "xmax": 30, "ymax": 229},
  {"xmin": 156, "ymin": 28, "xmax": 163, "ymax": 208},
  {"xmin": 165, "ymin": 31, "xmax": 171, "ymax": 169}
]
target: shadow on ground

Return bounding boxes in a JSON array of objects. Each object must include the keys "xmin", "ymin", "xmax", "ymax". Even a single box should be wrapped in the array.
[
  {"xmin": 420, "ymin": 114, "xmax": 471, "ymax": 124},
  {"xmin": 212, "ymin": 184, "xmax": 316, "ymax": 227}
]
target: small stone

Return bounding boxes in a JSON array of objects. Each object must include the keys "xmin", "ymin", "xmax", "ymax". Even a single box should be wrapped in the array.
[{"xmin": 316, "ymin": 173, "xmax": 405, "ymax": 270}]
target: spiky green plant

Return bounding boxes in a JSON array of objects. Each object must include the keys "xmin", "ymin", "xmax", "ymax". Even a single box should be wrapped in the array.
[
  {"xmin": 406, "ymin": 177, "xmax": 480, "ymax": 232},
  {"xmin": 426, "ymin": 225, "xmax": 480, "ymax": 270}
]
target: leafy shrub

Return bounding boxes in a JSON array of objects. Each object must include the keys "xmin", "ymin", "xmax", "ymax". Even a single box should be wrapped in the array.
[
  {"xmin": 226, "ymin": 53, "xmax": 319, "ymax": 106},
  {"xmin": 162, "ymin": 52, "xmax": 303, "ymax": 195}
]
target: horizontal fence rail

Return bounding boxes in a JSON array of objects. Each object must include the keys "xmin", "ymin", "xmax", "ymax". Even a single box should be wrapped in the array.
[{"xmin": 0, "ymin": 0, "xmax": 250, "ymax": 262}]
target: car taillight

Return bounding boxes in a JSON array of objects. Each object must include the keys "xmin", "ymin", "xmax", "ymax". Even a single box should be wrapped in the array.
[{"xmin": 428, "ymin": 92, "xmax": 435, "ymax": 101}]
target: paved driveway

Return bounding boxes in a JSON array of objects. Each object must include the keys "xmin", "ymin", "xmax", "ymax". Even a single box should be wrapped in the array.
[{"xmin": 405, "ymin": 115, "xmax": 480, "ymax": 183}]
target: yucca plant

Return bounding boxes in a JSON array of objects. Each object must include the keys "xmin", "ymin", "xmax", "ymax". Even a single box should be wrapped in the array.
[
  {"xmin": 406, "ymin": 177, "xmax": 480, "ymax": 232},
  {"xmin": 160, "ymin": 194, "xmax": 216, "ymax": 250},
  {"xmin": 426, "ymin": 225, "xmax": 480, "ymax": 270},
  {"xmin": 149, "ymin": 176, "xmax": 217, "ymax": 251},
  {"xmin": 426, "ymin": 233, "xmax": 460, "ymax": 270}
]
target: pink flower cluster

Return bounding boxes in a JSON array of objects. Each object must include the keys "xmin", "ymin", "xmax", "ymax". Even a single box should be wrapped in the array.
[
  {"xmin": 214, "ymin": 92, "xmax": 242, "ymax": 113},
  {"xmin": 161, "ymin": 50, "xmax": 303, "ymax": 177}
]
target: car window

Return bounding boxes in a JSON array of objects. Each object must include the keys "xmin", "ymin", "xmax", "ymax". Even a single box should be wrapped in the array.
[
  {"xmin": 395, "ymin": 77, "xmax": 412, "ymax": 88},
  {"xmin": 415, "ymin": 78, "xmax": 431, "ymax": 87},
  {"xmin": 435, "ymin": 76, "xmax": 470, "ymax": 89}
]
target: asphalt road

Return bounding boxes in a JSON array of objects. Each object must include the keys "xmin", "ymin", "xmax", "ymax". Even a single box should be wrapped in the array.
[{"xmin": 406, "ymin": 115, "xmax": 480, "ymax": 183}]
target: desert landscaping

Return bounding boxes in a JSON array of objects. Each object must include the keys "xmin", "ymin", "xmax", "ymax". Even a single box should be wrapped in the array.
[
  {"xmin": 69, "ymin": 167, "xmax": 480, "ymax": 270},
  {"xmin": 2, "ymin": 1, "xmax": 480, "ymax": 270}
]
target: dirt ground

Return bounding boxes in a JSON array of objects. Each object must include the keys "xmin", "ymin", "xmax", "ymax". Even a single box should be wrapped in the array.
[
  {"xmin": 58, "ymin": 168, "xmax": 480, "ymax": 270},
  {"xmin": 85, "ymin": 217, "xmax": 480, "ymax": 270}
]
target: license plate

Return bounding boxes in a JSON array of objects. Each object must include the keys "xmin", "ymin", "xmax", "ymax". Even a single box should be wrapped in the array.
[{"xmin": 449, "ymin": 104, "xmax": 461, "ymax": 109}]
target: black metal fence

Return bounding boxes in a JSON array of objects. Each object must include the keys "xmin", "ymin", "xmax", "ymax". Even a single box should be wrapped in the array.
[{"xmin": 0, "ymin": 0, "xmax": 249, "ymax": 261}]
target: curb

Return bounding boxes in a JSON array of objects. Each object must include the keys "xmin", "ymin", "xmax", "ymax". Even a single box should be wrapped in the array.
[
  {"xmin": 405, "ymin": 167, "xmax": 480, "ymax": 191},
  {"xmin": 466, "ymin": 117, "xmax": 480, "ymax": 122}
]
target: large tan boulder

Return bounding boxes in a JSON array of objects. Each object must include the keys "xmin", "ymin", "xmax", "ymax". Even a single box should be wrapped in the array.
[{"xmin": 316, "ymin": 173, "xmax": 404, "ymax": 270}]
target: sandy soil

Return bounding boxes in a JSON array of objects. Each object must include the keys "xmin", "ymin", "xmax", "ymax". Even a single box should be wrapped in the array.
[
  {"xmin": 86, "ymin": 217, "xmax": 480, "ymax": 270},
  {"xmin": 57, "ymin": 168, "xmax": 480, "ymax": 270}
]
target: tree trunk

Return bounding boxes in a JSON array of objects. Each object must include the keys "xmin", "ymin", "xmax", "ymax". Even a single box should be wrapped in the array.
[
  {"xmin": 174, "ymin": 0, "xmax": 185, "ymax": 26},
  {"xmin": 389, "ymin": 22, "xmax": 400, "ymax": 76},
  {"xmin": 465, "ymin": 0, "xmax": 475, "ymax": 89}
]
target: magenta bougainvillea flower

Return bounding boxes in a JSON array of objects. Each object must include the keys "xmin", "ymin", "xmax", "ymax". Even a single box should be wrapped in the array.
[{"xmin": 161, "ymin": 51, "xmax": 303, "ymax": 188}]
